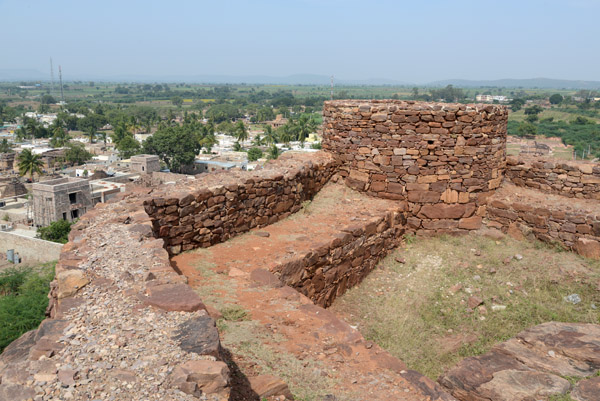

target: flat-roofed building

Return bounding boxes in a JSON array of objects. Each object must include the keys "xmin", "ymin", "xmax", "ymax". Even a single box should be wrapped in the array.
[
  {"xmin": 32, "ymin": 177, "xmax": 92, "ymax": 227},
  {"xmin": 131, "ymin": 154, "xmax": 160, "ymax": 174}
]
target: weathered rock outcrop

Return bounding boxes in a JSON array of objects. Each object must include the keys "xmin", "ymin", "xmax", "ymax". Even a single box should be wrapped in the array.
[{"xmin": 439, "ymin": 322, "xmax": 600, "ymax": 401}]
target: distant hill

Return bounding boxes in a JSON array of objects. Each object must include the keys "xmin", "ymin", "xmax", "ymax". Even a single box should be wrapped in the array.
[
  {"xmin": 426, "ymin": 78, "xmax": 600, "ymax": 90},
  {"xmin": 1, "ymin": 69, "xmax": 598, "ymax": 89}
]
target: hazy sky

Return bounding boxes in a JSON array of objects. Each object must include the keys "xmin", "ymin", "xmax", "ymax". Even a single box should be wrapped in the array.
[{"xmin": 2, "ymin": 0, "xmax": 599, "ymax": 82}]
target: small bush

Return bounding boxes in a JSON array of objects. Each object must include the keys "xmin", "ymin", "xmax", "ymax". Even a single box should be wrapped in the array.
[
  {"xmin": 37, "ymin": 219, "xmax": 75, "ymax": 244},
  {"xmin": 0, "ymin": 264, "xmax": 55, "ymax": 352}
]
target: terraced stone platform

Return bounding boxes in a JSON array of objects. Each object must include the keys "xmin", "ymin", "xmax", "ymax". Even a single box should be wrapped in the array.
[{"xmin": 172, "ymin": 181, "xmax": 455, "ymax": 401}]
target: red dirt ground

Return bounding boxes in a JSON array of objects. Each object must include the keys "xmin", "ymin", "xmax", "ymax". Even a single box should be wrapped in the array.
[{"xmin": 172, "ymin": 182, "xmax": 448, "ymax": 401}]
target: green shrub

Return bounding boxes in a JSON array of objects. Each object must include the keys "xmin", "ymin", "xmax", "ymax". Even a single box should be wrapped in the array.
[
  {"xmin": 37, "ymin": 219, "xmax": 75, "ymax": 244},
  {"xmin": 0, "ymin": 264, "xmax": 55, "ymax": 352},
  {"xmin": 247, "ymin": 147, "xmax": 263, "ymax": 162}
]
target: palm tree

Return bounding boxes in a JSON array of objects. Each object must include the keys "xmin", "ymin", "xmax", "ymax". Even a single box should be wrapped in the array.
[
  {"xmin": 234, "ymin": 120, "xmax": 248, "ymax": 145},
  {"xmin": 200, "ymin": 132, "xmax": 217, "ymax": 152},
  {"xmin": 252, "ymin": 134, "xmax": 264, "ymax": 147},
  {"xmin": 263, "ymin": 125, "xmax": 278, "ymax": 145},
  {"xmin": 0, "ymin": 138, "xmax": 13, "ymax": 153},
  {"xmin": 86, "ymin": 127, "xmax": 96, "ymax": 144},
  {"xmin": 97, "ymin": 131, "xmax": 108, "ymax": 146},
  {"xmin": 296, "ymin": 114, "xmax": 318, "ymax": 145},
  {"xmin": 267, "ymin": 144, "xmax": 280, "ymax": 160},
  {"xmin": 278, "ymin": 125, "xmax": 292, "ymax": 146},
  {"xmin": 17, "ymin": 149, "xmax": 44, "ymax": 182},
  {"xmin": 24, "ymin": 118, "xmax": 39, "ymax": 143},
  {"xmin": 50, "ymin": 119, "xmax": 70, "ymax": 148}
]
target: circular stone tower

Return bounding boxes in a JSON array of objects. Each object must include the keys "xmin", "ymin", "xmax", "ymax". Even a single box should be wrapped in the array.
[{"xmin": 322, "ymin": 100, "xmax": 508, "ymax": 233}]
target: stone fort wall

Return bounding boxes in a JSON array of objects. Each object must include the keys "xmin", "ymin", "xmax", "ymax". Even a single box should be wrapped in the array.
[
  {"xmin": 506, "ymin": 156, "xmax": 600, "ymax": 199},
  {"xmin": 323, "ymin": 100, "xmax": 508, "ymax": 234},
  {"xmin": 144, "ymin": 152, "xmax": 338, "ymax": 255}
]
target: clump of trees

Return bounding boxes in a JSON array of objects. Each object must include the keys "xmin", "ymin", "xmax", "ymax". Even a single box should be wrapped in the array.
[
  {"xmin": 508, "ymin": 117, "xmax": 600, "ymax": 158},
  {"xmin": 247, "ymin": 147, "xmax": 263, "ymax": 161},
  {"xmin": 0, "ymin": 264, "xmax": 55, "ymax": 352},
  {"xmin": 430, "ymin": 85, "xmax": 465, "ymax": 102},
  {"xmin": 142, "ymin": 119, "xmax": 215, "ymax": 172}
]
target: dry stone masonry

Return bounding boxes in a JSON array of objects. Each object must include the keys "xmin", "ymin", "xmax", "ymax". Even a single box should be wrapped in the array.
[
  {"xmin": 323, "ymin": 100, "xmax": 508, "ymax": 234},
  {"xmin": 144, "ymin": 152, "xmax": 338, "ymax": 255},
  {"xmin": 506, "ymin": 156, "xmax": 600, "ymax": 199}
]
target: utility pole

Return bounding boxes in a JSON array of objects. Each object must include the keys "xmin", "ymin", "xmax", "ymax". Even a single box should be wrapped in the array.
[
  {"xmin": 50, "ymin": 58, "xmax": 55, "ymax": 96},
  {"xmin": 59, "ymin": 65, "xmax": 64, "ymax": 103},
  {"xmin": 330, "ymin": 75, "xmax": 334, "ymax": 100}
]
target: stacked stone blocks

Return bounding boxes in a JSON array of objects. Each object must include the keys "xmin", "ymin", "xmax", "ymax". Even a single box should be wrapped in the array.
[{"xmin": 323, "ymin": 100, "xmax": 508, "ymax": 234}]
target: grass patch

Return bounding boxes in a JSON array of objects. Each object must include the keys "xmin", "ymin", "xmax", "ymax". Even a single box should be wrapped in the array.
[
  {"xmin": 220, "ymin": 305, "xmax": 249, "ymax": 321},
  {"xmin": 0, "ymin": 262, "xmax": 55, "ymax": 352},
  {"xmin": 331, "ymin": 234, "xmax": 600, "ymax": 379}
]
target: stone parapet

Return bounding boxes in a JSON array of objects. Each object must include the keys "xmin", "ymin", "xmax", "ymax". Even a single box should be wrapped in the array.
[
  {"xmin": 144, "ymin": 152, "xmax": 338, "ymax": 255},
  {"xmin": 506, "ymin": 156, "xmax": 600, "ymax": 199},
  {"xmin": 486, "ymin": 182, "xmax": 600, "ymax": 257}
]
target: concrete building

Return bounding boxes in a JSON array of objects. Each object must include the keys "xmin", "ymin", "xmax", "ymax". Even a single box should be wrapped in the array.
[
  {"xmin": 194, "ymin": 160, "xmax": 237, "ymax": 173},
  {"xmin": 32, "ymin": 177, "xmax": 92, "ymax": 227},
  {"xmin": 131, "ymin": 154, "xmax": 160, "ymax": 174}
]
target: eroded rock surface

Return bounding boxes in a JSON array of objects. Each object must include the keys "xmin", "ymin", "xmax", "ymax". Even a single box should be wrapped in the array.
[{"xmin": 439, "ymin": 322, "xmax": 600, "ymax": 401}]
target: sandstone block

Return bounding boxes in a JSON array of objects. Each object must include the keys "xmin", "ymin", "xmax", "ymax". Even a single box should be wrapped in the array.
[
  {"xmin": 249, "ymin": 375, "xmax": 293, "ymax": 399},
  {"xmin": 573, "ymin": 238, "xmax": 600, "ymax": 259},
  {"xmin": 459, "ymin": 216, "xmax": 482, "ymax": 230},
  {"xmin": 144, "ymin": 283, "xmax": 206, "ymax": 312},
  {"xmin": 419, "ymin": 204, "xmax": 474, "ymax": 219},
  {"xmin": 57, "ymin": 270, "xmax": 89, "ymax": 299},
  {"xmin": 170, "ymin": 360, "xmax": 230, "ymax": 400}
]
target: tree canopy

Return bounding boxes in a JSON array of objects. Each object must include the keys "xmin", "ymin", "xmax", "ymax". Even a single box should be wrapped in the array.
[{"xmin": 142, "ymin": 123, "xmax": 203, "ymax": 172}]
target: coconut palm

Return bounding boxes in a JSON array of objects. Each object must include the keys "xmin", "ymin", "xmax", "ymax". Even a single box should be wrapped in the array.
[
  {"xmin": 97, "ymin": 131, "xmax": 108, "ymax": 146},
  {"xmin": 86, "ymin": 127, "xmax": 96, "ymax": 143},
  {"xmin": 267, "ymin": 144, "xmax": 280, "ymax": 160},
  {"xmin": 295, "ymin": 114, "xmax": 318, "ymax": 145},
  {"xmin": 252, "ymin": 134, "xmax": 264, "ymax": 147},
  {"xmin": 263, "ymin": 125, "xmax": 278, "ymax": 145},
  {"xmin": 200, "ymin": 132, "xmax": 217, "ymax": 152},
  {"xmin": 234, "ymin": 120, "xmax": 248, "ymax": 145},
  {"xmin": 17, "ymin": 149, "xmax": 44, "ymax": 182},
  {"xmin": 24, "ymin": 118, "xmax": 39, "ymax": 142},
  {"xmin": 278, "ymin": 125, "xmax": 292, "ymax": 146},
  {"xmin": 50, "ymin": 119, "xmax": 70, "ymax": 148}
]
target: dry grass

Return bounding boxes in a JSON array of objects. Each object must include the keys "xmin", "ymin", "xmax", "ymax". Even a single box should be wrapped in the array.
[
  {"xmin": 191, "ymin": 253, "xmax": 340, "ymax": 400},
  {"xmin": 331, "ymin": 234, "xmax": 600, "ymax": 379}
]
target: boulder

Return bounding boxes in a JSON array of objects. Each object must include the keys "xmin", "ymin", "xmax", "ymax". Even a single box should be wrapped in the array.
[
  {"xmin": 572, "ymin": 376, "xmax": 600, "ymax": 401},
  {"xmin": 169, "ymin": 360, "xmax": 230, "ymax": 400},
  {"xmin": 249, "ymin": 375, "xmax": 293, "ymax": 399},
  {"xmin": 173, "ymin": 314, "xmax": 221, "ymax": 358},
  {"xmin": 144, "ymin": 283, "xmax": 205, "ymax": 312}
]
